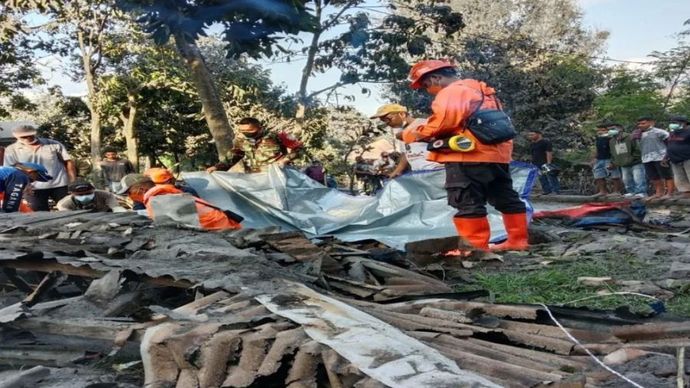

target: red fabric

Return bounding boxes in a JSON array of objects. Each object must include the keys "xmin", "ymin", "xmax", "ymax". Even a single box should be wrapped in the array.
[
  {"xmin": 277, "ymin": 131, "xmax": 303, "ymax": 150},
  {"xmin": 534, "ymin": 202, "xmax": 630, "ymax": 219}
]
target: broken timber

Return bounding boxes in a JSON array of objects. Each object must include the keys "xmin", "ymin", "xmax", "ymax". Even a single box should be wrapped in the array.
[{"xmin": 1, "ymin": 211, "xmax": 688, "ymax": 387}]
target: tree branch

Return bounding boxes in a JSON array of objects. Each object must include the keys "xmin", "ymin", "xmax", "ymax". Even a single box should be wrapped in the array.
[
  {"xmin": 322, "ymin": 2, "xmax": 357, "ymax": 31},
  {"xmin": 307, "ymin": 81, "xmax": 345, "ymax": 99}
]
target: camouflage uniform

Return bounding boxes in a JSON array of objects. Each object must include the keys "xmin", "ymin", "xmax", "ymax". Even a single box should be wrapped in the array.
[{"xmin": 229, "ymin": 131, "xmax": 303, "ymax": 173}]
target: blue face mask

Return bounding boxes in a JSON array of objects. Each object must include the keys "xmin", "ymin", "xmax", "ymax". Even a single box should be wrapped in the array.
[{"xmin": 74, "ymin": 193, "xmax": 95, "ymax": 203}]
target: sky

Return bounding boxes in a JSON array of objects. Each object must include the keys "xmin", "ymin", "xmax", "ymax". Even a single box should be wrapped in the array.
[{"xmin": 39, "ymin": 0, "xmax": 690, "ymax": 117}]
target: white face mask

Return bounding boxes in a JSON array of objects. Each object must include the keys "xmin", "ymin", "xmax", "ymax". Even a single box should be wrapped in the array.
[{"xmin": 74, "ymin": 193, "xmax": 95, "ymax": 203}]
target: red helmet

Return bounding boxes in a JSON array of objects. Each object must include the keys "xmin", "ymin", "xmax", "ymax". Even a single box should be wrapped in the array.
[{"xmin": 409, "ymin": 59, "xmax": 456, "ymax": 89}]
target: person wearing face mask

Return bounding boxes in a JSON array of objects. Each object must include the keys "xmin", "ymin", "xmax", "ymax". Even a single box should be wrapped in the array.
[
  {"xmin": 608, "ymin": 123, "xmax": 647, "ymax": 198},
  {"xmin": 213, "ymin": 117, "xmax": 303, "ymax": 174},
  {"xmin": 56, "ymin": 180, "xmax": 123, "ymax": 212},
  {"xmin": 590, "ymin": 123, "xmax": 624, "ymax": 196},
  {"xmin": 0, "ymin": 162, "xmax": 52, "ymax": 213},
  {"xmin": 666, "ymin": 115, "xmax": 690, "ymax": 198},
  {"xmin": 637, "ymin": 116, "xmax": 675, "ymax": 200},
  {"xmin": 3, "ymin": 125, "xmax": 76, "ymax": 211},
  {"xmin": 400, "ymin": 60, "xmax": 528, "ymax": 253},
  {"xmin": 370, "ymin": 104, "xmax": 442, "ymax": 178}
]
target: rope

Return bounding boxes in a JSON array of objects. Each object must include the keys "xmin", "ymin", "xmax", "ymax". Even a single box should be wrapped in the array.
[
  {"xmin": 537, "ymin": 303, "xmax": 647, "ymax": 388},
  {"xmin": 564, "ymin": 292, "xmax": 659, "ymax": 306}
]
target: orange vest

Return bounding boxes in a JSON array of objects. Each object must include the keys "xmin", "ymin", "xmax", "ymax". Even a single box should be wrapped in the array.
[
  {"xmin": 401, "ymin": 79, "xmax": 513, "ymax": 164},
  {"xmin": 143, "ymin": 185, "xmax": 241, "ymax": 231}
]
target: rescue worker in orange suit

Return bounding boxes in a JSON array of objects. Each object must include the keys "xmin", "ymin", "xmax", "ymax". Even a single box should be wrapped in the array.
[
  {"xmin": 117, "ymin": 173, "xmax": 242, "ymax": 231},
  {"xmin": 400, "ymin": 60, "xmax": 528, "ymax": 252}
]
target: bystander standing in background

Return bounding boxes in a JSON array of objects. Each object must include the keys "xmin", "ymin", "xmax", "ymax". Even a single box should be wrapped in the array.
[{"xmin": 527, "ymin": 130, "xmax": 560, "ymax": 195}]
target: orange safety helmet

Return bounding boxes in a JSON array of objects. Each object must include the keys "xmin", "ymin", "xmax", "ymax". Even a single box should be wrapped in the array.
[
  {"xmin": 144, "ymin": 167, "xmax": 174, "ymax": 184},
  {"xmin": 409, "ymin": 59, "xmax": 456, "ymax": 89}
]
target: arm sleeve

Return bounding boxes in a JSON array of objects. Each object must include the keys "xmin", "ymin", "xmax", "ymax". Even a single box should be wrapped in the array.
[
  {"xmin": 401, "ymin": 88, "xmax": 474, "ymax": 144},
  {"xmin": 125, "ymin": 160, "xmax": 135, "ymax": 174},
  {"xmin": 105, "ymin": 192, "xmax": 120, "ymax": 210},
  {"xmin": 227, "ymin": 148, "xmax": 245, "ymax": 168},
  {"xmin": 3, "ymin": 147, "xmax": 17, "ymax": 166},
  {"xmin": 58, "ymin": 142, "xmax": 72, "ymax": 161},
  {"xmin": 545, "ymin": 140, "xmax": 553, "ymax": 152},
  {"xmin": 2, "ymin": 172, "xmax": 29, "ymax": 212},
  {"xmin": 277, "ymin": 132, "xmax": 304, "ymax": 150},
  {"xmin": 56, "ymin": 196, "xmax": 75, "ymax": 211}
]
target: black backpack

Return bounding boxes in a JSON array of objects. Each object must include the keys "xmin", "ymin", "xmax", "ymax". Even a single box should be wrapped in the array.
[{"xmin": 465, "ymin": 88, "xmax": 517, "ymax": 144}]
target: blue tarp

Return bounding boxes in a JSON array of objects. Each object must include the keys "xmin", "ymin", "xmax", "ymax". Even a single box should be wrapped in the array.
[{"xmin": 183, "ymin": 161, "xmax": 538, "ymax": 250}]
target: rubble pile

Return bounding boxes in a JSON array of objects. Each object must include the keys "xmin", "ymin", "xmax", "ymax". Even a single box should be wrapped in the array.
[{"xmin": 1, "ymin": 211, "xmax": 689, "ymax": 387}]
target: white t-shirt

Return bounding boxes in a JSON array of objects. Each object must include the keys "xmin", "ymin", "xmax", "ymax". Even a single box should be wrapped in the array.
[{"xmin": 394, "ymin": 119, "xmax": 443, "ymax": 171}]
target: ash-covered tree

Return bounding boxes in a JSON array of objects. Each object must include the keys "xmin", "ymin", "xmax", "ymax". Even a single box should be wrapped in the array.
[
  {"xmin": 0, "ymin": 10, "xmax": 41, "ymax": 117},
  {"xmin": 5, "ymin": 0, "xmax": 123, "ymax": 168},
  {"xmin": 98, "ymin": 30, "xmax": 193, "ymax": 170},
  {"xmin": 592, "ymin": 67, "xmax": 665, "ymax": 129},
  {"xmin": 651, "ymin": 19, "xmax": 690, "ymax": 110},
  {"xmin": 116, "ymin": 0, "xmax": 319, "ymax": 161}
]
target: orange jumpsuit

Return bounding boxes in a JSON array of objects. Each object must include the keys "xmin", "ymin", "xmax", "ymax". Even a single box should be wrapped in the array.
[{"xmin": 143, "ymin": 184, "xmax": 242, "ymax": 231}]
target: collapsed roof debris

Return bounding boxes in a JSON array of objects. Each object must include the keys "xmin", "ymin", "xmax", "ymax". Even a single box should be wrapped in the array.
[{"xmin": 1, "ymin": 211, "xmax": 689, "ymax": 387}]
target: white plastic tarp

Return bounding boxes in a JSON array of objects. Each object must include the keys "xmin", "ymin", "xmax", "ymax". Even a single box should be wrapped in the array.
[
  {"xmin": 255, "ymin": 281, "xmax": 501, "ymax": 388},
  {"xmin": 182, "ymin": 162, "xmax": 537, "ymax": 250}
]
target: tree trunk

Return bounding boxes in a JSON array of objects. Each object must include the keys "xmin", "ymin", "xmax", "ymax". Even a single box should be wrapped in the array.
[
  {"xmin": 663, "ymin": 53, "xmax": 690, "ymax": 110},
  {"xmin": 123, "ymin": 94, "xmax": 139, "ymax": 172},
  {"xmin": 295, "ymin": 0, "xmax": 323, "ymax": 136},
  {"xmin": 78, "ymin": 30, "xmax": 102, "ymax": 170},
  {"xmin": 173, "ymin": 33, "xmax": 234, "ymax": 161}
]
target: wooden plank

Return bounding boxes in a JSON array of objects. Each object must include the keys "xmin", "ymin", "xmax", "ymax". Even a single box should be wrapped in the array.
[
  {"xmin": 24, "ymin": 271, "xmax": 67, "ymax": 307},
  {"xmin": 0, "ymin": 347, "xmax": 85, "ymax": 367},
  {"xmin": 502, "ymin": 329, "xmax": 575, "ymax": 355},
  {"xmin": 413, "ymin": 332, "xmax": 572, "ymax": 374},
  {"xmin": 0, "ymin": 259, "xmax": 193, "ymax": 288},
  {"xmin": 498, "ymin": 319, "xmax": 618, "ymax": 344},
  {"xmin": 465, "ymin": 338, "xmax": 590, "ymax": 370},
  {"xmin": 429, "ymin": 341, "xmax": 564, "ymax": 387},
  {"xmin": 613, "ymin": 321, "xmax": 690, "ymax": 341},
  {"xmin": 8, "ymin": 316, "xmax": 142, "ymax": 342}
]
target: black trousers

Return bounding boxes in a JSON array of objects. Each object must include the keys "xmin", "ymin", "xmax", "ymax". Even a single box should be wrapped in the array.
[
  {"xmin": 25, "ymin": 186, "xmax": 69, "ymax": 211},
  {"xmin": 445, "ymin": 162, "xmax": 526, "ymax": 218}
]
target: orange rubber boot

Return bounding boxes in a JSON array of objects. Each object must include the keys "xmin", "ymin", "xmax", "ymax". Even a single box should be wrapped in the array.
[
  {"xmin": 452, "ymin": 216, "xmax": 490, "ymax": 251},
  {"xmin": 491, "ymin": 212, "xmax": 529, "ymax": 251}
]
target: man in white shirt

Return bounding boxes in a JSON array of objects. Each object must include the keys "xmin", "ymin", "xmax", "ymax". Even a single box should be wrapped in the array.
[
  {"xmin": 370, "ymin": 104, "xmax": 442, "ymax": 178},
  {"xmin": 3, "ymin": 125, "xmax": 76, "ymax": 210}
]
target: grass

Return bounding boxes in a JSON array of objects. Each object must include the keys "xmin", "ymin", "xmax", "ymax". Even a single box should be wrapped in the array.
[{"xmin": 457, "ymin": 253, "xmax": 690, "ymax": 317}]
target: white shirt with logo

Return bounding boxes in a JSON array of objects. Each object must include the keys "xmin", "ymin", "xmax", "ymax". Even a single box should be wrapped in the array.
[{"xmin": 394, "ymin": 118, "xmax": 443, "ymax": 171}]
